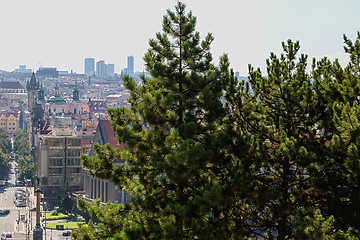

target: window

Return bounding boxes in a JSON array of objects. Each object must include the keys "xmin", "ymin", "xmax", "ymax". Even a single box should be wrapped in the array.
[
  {"xmin": 49, "ymin": 158, "xmax": 63, "ymax": 167},
  {"xmin": 49, "ymin": 168, "xmax": 63, "ymax": 174},
  {"xmin": 49, "ymin": 139, "xmax": 63, "ymax": 148},
  {"xmin": 68, "ymin": 138, "xmax": 81, "ymax": 147},
  {"xmin": 68, "ymin": 158, "xmax": 81, "ymax": 166},
  {"xmin": 67, "ymin": 176, "xmax": 81, "ymax": 185},
  {"xmin": 68, "ymin": 149, "xmax": 81, "ymax": 157},
  {"xmin": 48, "ymin": 176, "xmax": 63, "ymax": 185},
  {"xmin": 49, "ymin": 149, "xmax": 63, "ymax": 158}
]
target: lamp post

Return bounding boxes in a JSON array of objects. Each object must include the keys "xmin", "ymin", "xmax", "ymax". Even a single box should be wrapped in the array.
[
  {"xmin": 44, "ymin": 205, "xmax": 47, "ymax": 240},
  {"xmin": 33, "ymin": 188, "xmax": 43, "ymax": 240}
]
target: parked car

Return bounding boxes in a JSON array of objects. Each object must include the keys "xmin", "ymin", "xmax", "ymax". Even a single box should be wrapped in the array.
[
  {"xmin": 15, "ymin": 200, "xmax": 26, "ymax": 207},
  {"xmin": 0, "ymin": 231, "xmax": 12, "ymax": 240},
  {"xmin": 30, "ymin": 207, "xmax": 36, "ymax": 211},
  {"xmin": 15, "ymin": 181, "xmax": 24, "ymax": 186},
  {"xmin": 0, "ymin": 210, "xmax": 9, "ymax": 215},
  {"xmin": 62, "ymin": 230, "xmax": 71, "ymax": 236}
]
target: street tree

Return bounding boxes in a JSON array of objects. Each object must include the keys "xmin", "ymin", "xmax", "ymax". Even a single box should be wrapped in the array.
[
  {"xmin": 13, "ymin": 129, "xmax": 34, "ymax": 183},
  {"xmin": 0, "ymin": 150, "xmax": 10, "ymax": 179},
  {"xmin": 0, "ymin": 129, "xmax": 11, "ymax": 154}
]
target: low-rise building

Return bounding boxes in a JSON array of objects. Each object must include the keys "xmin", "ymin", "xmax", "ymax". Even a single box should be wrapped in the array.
[
  {"xmin": 83, "ymin": 119, "xmax": 129, "ymax": 203},
  {"xmin": 0, "ymin": 112, "xmax": 18, "ymax": 133}
]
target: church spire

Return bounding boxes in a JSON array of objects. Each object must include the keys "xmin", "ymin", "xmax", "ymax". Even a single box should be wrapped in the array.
[
  {"xmin": 27, "ymin": 72, "xmax": 39, "ymax": 111},
  {"xmin": 38, "ymin": 81, "xmax": 45, "ymax": 102},
  {"xmin": 73, "ymin": 85, "xmax": 80, "ymax": 101},
  {"xmin": 29, "ymin": 72, "xmax": 38, "ymax": 89}
]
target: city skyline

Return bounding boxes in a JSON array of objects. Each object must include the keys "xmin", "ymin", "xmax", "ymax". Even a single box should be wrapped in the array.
[{"xmin": 0, "ymin": 0, "xmax": 359, "ymax": 75}]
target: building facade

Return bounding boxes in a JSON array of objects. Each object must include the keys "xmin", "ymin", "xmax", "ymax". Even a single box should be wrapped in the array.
[
  {"xmin": 96, "ymin": 60, "xmax": 106, "ymax": 78},
  {"xmin": 84, "ymin": 57, "xmax": 95, "ymax": 76},
  {"xmin": 127, "ymin": 56, "xmax": 134, "ymax": 75},
  {"xmin": 0, "ymin": 113, "xmax": 18, "ymax": 133},
  {"xmin": 106, "ymin": 63, "xmax": 114, "ymax": 77},
  {"xmin": 0, "ymin": 81, "xmax": 25, "ymax": 93},
  {"xmin": 35, "ymin": 132, "xmax": 83, "ymax": 205},
  {"xmin": 36, "ymin": 67, "xmax": 58, "ymax": 78},
  {"xmin": 83, "ymin": 119, "xmax": 129, "ymax": 203}
]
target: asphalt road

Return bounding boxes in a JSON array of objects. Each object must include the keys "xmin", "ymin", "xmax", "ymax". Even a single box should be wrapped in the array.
[{"xmin": 0, "ymin": 160, "xmax": 34, "ymax": 239}]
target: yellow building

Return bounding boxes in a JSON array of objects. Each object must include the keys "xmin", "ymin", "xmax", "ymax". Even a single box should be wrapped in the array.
[{"xmin": 0, "ymin": 113, "xmax": 18, "ymax": 133}]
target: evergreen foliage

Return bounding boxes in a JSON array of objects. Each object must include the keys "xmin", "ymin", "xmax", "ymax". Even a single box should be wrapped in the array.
[
  {"xmin": 76, "ymin": 2, "xmax": 360, "ymax": 239},
  {"xmin": 309, "ymin": 32, "xmax": 360, "ymax": 231}
]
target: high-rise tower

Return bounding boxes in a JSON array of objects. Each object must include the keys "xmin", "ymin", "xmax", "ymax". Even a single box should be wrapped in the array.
[
  {"xmin": 96, "ymin": 60, "xmax": 106, "ymax": 78},
  {"xmin": 85, "ymin": 57, "xmax": 95, "ymax": 76},
  {"xmin": 127, "ymin": 56, "xmax": 134, "ymax": 75}
]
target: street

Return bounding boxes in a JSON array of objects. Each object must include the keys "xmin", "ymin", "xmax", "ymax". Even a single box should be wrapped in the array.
[
  {"xmin": 0, "ymin": 160, "xmax": 33, "ymax": 239},
  {"xmin": 0, "ymin": 160, "xmax": 72, "ymax": 239}
]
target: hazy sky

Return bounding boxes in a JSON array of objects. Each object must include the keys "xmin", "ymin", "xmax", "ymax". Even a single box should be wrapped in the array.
[{"xmin": 0, "ymin": 0, "xmax": 359, "ymax": 76}]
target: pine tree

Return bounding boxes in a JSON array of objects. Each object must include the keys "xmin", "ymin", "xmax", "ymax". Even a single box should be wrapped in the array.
[
  {"xmin": 79, "ymin": 2, "xmax": 236, "ymax": 239},
  {"xmin": 76, "ymin": 2, "xmax": 360, "ymax": 239},
  {"xmin": 310, "ymin": 32, "xmax": 360, "ymax": 230},
  {"xmin": 225, "ymin": 40, "xmax": 333, "ymax": 239}
]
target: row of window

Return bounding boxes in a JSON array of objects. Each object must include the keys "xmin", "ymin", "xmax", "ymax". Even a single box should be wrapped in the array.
[
  {"xmin": 0, "ymin": 89, "xmax": 25, "ymax": 93},
  {"xmin": 49, "ymin": 149, "xmax": 63, "ymax": 158},
  {"xmin": 49, "ymin": 149, "xmax": 81, "ymax": 158},
  {"xmin": 48, "ymin": 176, "xmax": 63, "ymax": 185},
  {"xmin": 49, "ymin": 158, "xmax": 82, "ymax": 167},
  {"xmin": 49, "ymin": 158, "xmax": 63, "ymax": 167},
  {"xmin": 49, "ymin": 168, "xmax": 63, "ymax": 174},
  {"xmin": 49, "ymin": 138, "xmax": 82, "ymax": 148},
  {"xmin": 68, "ymin": 158, "xmax": 81, "ymax": 166},
  {"xmin": 0, "ymin": 122, "xmax": 15, "ymax": 125},
  {"xmin": 68, "ymin": 167, "xmax": 82, "ymax": 174},
  {"xmin": 49, "ymin": 167, "xmax": 81, "ymax": 174},
  {"xmin": 48, "ymin": 176, "xmax": 82, "ymax": 186},
  {"xmin": 68, "ymin": 138, "xmax": 82, "ymax": 146},
  {"xmin": 68, "ymin": 176, "xmax": 82, "ymax": 185},
  {"xmin": 49, "ymin": 139, "xmax": 63, "ymax": 148},
  {"xmin": 68, "ymin": 149, "xmax": 81, "ymax": 157}
]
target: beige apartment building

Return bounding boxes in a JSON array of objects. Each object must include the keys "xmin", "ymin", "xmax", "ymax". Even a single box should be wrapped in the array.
[{"xmin": 35, "ymin": 129, "xmax": 83, "ymax": 205}]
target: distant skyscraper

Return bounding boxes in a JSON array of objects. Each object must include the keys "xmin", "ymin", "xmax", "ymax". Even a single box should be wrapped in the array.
[
  {"xmin": 85, "ymin": 57, "xmax": 95, "ymax": 76},
  {"xmin": 96, "ymin": 60, "xmax": 106, "ymax": 78},
  {"xmin": 106, "ymin": 64, "xmax": 115, "ymax": 77},
  {"xmin": 127, "ymin": 56, "xmax": 134, "ymax": 75}
]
